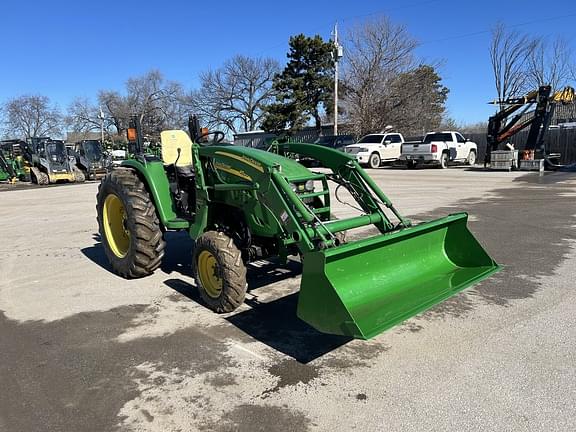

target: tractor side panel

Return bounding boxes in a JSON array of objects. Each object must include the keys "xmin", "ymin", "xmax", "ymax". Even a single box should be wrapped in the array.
[
  {"xmin": 203, "ymin": 151, "xmax": 282, "ymax": 238},
  {"xmin": 211, "ymin": 188, "xmax": 281, "ymax": 238},
  {"xmin": 120, "ymin": 159, "xmax": 180, "ymax": 227}
]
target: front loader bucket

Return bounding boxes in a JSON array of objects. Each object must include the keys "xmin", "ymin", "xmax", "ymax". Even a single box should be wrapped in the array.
[{"xmin": 297, "ymin": 213, "xmax": 500, "ymax": 339}]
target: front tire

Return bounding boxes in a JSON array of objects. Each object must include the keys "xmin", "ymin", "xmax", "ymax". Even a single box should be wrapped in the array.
[
  {"xmin": 467, "ymin": 150, "xmax": 477, "ymax": 166},
  {"xmin": 96, "ymin": 168, "xmax": 165, "ymax": 278},
  {"xmin": 368, "ymin": 152, "xmax": 381, "ymax": 169},
  {"xmin": 193, "ymin": 231, "xmax": 247, "ymax": 313}
]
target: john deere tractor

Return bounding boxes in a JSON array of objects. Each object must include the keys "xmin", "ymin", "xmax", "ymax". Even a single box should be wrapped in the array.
[
  {"xmin": 22, "ymin": 138, "xmax": 85, "ymax": 185},
  {"xmin": 0, "ymin": 140, "xmax": 29, "ymax": 183},
  {"xmin": 96, "ymin": 116, "xmax": 499, "ymax": 339},
  {"xmin": 0, "ymin": 148, "xmax": 17, "ymax": 182}
]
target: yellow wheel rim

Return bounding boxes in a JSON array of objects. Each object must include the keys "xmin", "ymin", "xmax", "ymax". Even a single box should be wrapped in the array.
[
  {"xmin": 103, "ymin": 194, "xmax": 130, "ymax": 258},
  {"xmin": 197, "ymin": 250, "xmax": 223, "ymax": 298}
]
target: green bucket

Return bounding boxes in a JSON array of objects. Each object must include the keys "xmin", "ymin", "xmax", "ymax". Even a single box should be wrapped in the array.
[{"xmin": 297, "ymin": 212, "xmax": 500, "ymax": 339}]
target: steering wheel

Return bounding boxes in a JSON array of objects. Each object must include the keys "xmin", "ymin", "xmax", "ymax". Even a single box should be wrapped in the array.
[{"xmin": 197, "ymin": 130, "xmax": 226, "ymax": 145}]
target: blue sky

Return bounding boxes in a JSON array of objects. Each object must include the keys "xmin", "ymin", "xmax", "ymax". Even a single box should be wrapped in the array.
[{"xmin": 1, "ymin": 0, "xmax": 575, "ymax": 124}]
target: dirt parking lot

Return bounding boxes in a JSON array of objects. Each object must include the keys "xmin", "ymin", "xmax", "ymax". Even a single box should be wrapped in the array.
[{"xmin": 1, "ymin": 167, "xmax": 575, "ymax": 432}]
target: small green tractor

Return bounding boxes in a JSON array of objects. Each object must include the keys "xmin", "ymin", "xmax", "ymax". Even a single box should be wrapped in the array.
[
  {"xmin": 96, "ymin": 116, "xmax": 499, "ymax": 339},
  {"xmin": 0, "ymin": 148, "xmax": 17, "ymax": 183},
  {"xmin": 0, "ymin": 140, "xmax": 29, "ymax": 183}
]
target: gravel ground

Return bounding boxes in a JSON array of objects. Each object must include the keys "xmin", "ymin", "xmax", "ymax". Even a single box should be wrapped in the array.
[{"xmin": 1, "ymin": 166, "xmax": 575, "ymax": 432}]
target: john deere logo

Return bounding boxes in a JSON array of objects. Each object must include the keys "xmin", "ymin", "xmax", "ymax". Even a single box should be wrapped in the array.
[{"xmin": 214, "ymin": 162, "xmax": 252, "ymax": 181}]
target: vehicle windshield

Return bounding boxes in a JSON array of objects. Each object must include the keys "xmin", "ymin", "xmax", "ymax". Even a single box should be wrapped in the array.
[
  {"xmin": 83, "ymin": 141, "xmax": 102, "ymax": 161},
  {"xmin": 358, "ymin": 135, "xmax": 383, "ymax": 144},
  {"xmin": 46, "ymin": 141, "xmax": 66, "ymax": 157},
  {"xmin": 423, "ymin": 133, "xmax": 452, "ymax": 143}
]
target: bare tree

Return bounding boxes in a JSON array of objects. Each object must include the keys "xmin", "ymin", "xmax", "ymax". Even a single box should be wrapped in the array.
[
  {"xmin": 458, "ymin": 121, "xmax": 488, "ymax": 134},
  {"xmin": 490, "ymin": 23, "xmax": 536, "ymax": 106},
  {"xmin": 98, "ymin": 90, "xmax": 130, "ymax": 135},
  {"xmin": 194, "ymin": 55, "xmax": 280, "ymax": 134},
  {"xmin": 126, "ymin": 70, "xmax": 186, "ymax": 134},
  {"xmin": 2, "ymin": 94, "xmax": 62, "ymax": 138},
  {"xmin": 341, "ymin": 16, "xmax": 418, "ymax": 135},
  {"xmin": 386, "ymin": 64, "xmax": 449, "ymax": 135},
  {"xmin": 526, "ymin": 37, "xmax": 573, "ymax": 91},
  {"xmin": 65, "ymin": 97, "xmax": 103, "ymax": 133},
  {"xmin": 96, "ymin": 70, "xmax": 187, "ymax": 137}
]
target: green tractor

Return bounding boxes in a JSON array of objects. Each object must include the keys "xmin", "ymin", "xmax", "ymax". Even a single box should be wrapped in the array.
[
  {"xmin": 0, "ymin": 148, "xmax": 16, "ymax": 182},
  {"xmin": 0, "ymin": 140, "xmax": 29, "ymax": 183},
  {"xmin": 96, "ymin": 116, "xmax": 499, "ymax": 340}
]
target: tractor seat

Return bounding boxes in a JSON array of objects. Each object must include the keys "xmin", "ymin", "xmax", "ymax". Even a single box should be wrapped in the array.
[{"xmin": 160, "ymin": 130, "xmax": 194, "ymax": 167}]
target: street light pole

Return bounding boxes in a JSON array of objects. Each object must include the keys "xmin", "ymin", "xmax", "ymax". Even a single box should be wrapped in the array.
[
  {"xmin": 98, "ymin": 106, "xmax": 105, "ymax": 145},
  {"xmin": 333, "ymin": 23, "xmax": 343, "ymax": 136}
]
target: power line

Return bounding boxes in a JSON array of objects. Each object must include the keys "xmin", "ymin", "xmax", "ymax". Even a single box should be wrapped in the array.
[
  {"xmin": 421, "ymin": 12, "xmax": 576, "ymax": 45},
  {"xmin": 253, "ymin": 8, "xmax": 576, "ymax": 57},
  {"xmin": 253, "ymin": 0, "xmax": 444, "ymax": 56}
]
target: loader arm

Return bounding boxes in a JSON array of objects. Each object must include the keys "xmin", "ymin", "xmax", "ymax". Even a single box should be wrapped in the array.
[{"xmin": 267, "ymin": 142, "xmax": 500, "ymax": 339}]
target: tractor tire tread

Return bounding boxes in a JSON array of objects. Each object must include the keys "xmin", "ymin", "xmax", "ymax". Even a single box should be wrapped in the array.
[
  {"xmin": 193, "ymin": 230, "xmax": 247, "ymax": 313},
  {"xmin": 96, "ymin": 168, "xmax": 165, "ymax": 279}
]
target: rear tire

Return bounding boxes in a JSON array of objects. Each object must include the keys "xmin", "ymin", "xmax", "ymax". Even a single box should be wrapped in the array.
[
  {"xmin": 193, "ymin": 231, "xmax": 247, "ymax": 313},
  {"xmin": 467, "ymin": 150, "xmax": 477, "ymax": 166},
  {"xmin": 96, "ymin": 168, "xmax": 165, "ymax": 278},
  {"xmin": 439, "ymin": 153, "xmax": 449, "ymax": 169},
  {"xmin": 368, "ymin": 152, "xmax": 381, "ymax": 169}
]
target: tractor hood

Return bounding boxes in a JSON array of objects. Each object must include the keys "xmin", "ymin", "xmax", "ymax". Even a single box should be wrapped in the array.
[{"xmin": 200, "ymin": 145, "xmax": 313, "ymax": 180}]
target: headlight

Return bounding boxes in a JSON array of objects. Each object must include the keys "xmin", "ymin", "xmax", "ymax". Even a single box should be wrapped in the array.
[
  {"xmin": 291, "ymin": 181, "xmax": 314, "ymax": 193},
  {"xmin": 358, "ymin": 147, "xmax": 369, "ymax": 153}
]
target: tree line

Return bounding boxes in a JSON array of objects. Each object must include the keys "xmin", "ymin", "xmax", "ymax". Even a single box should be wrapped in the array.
[{"xmin": 1, "ymin": 17, "xmax": 574, "ymax": 142}]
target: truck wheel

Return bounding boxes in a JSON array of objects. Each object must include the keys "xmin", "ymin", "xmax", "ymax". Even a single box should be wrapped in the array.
[
  {"xmin": 439, "ymin": 153, "xmax": 449, "ymax": 169},
  {"xmin": 96, "ymin": 168, "xmax": 165, "ymax": 278},
  {"xmin": 467, "ymin": 150, "xmax": 477, "ymax": 166},
  {"xmin": 368, "ymin": 153, "xmax": 381, "ymax": 169},
  {"xmin": 193, "ymin": 231, "xmax": 247, "ymax": 313}
]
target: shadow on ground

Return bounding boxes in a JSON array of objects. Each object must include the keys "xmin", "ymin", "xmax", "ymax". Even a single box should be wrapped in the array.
[
  {"xmin": 80, "ymin": 233, "xmax": 114, "ymax": 273},
  {"xmin": 162, "ymin": 254, "xmax": 349, "ymax": 364}
]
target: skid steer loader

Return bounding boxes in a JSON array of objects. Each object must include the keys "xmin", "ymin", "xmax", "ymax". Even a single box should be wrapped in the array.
[
  {"xmin": 21, "ymin": 138, "xmax": 85, "ymax": 185},
  {"xmin": 96, "ymin": 116, "xmax": 500, "ymax": 339},
  {"xmin": 71, "ymin": 139, "xmax": 110, "ymax": 180}
]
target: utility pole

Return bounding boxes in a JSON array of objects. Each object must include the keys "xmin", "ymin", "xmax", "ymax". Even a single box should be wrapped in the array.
[
  {"xmin": 333, "ymin": 23, "xmax": 343, "ymax": 136},
  {"xmin": 98, "ymin": 106, "xmax": 105, "ymax": 145}
]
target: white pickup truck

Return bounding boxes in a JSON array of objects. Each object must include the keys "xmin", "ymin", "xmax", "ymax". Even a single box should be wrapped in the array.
[
  {"xmin": 344, "ymin": 133, "xmax": 405, "ymax": 168},
  {"xmin": 399, "ymin": 131, "xmax": 477, "ymax": 169}
]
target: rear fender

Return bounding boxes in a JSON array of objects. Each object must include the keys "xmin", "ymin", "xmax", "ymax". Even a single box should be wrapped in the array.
[{"xmin": 120, "ymin": 159, "xmax": 178, "ymax": 227}]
